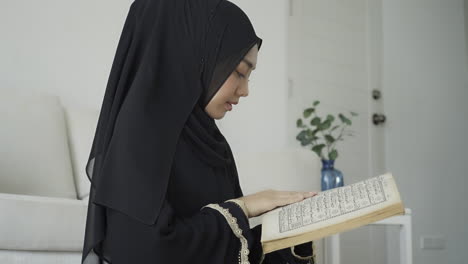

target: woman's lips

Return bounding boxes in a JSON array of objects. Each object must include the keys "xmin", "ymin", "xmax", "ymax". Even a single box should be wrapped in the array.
[{"xmin": 225, "ymin": 102, "xmax": 232, "ymax": 111}]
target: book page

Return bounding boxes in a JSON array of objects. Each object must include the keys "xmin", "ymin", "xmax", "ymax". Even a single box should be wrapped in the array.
[{"xmin": 261, "ymin": 172, "xmax": 401, "ymax": 242}]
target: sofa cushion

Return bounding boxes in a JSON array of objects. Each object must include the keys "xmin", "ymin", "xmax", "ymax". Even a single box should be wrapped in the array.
[
  {"xmin": 0, "ymin": 192, "xmax": 87, "ymax": 251},
  {"xmin": 64, "ymin": 107, "xmax": 99, "ymax": 199},
  {"xmin": 0, "ymin": 90, "xmax": 77, "ymax": 199}
]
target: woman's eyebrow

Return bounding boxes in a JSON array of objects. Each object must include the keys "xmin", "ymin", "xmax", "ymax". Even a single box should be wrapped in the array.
[{"xmin": 242, "ymin": 58, "xmax": 256, "ymax": 70}]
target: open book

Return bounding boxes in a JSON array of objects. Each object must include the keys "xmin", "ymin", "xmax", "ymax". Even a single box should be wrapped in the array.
[{"xmin": 260, "ymin": 172, "xmax": 405, "ymax": 254}]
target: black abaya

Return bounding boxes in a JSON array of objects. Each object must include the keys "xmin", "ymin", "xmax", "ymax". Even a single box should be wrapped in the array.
[
  {"xmin": 81, "ymin": 0, "xmax": 315, "ymax": 263},
  {"xmin": 96, "ymin": 105, "xmax": 315, "ymax": 264}
]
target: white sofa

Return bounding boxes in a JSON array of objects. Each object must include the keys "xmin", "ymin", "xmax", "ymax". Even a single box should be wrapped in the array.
[{"xmin": 0, "ymin": 90, "xmax": 322, "ymax": 264}]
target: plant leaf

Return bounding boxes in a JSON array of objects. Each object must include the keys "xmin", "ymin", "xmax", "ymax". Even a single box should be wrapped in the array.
[
  {"xmin": 300, "ymin": 138, "xmax": 312, "ymax": 146},
  {"xmin": 338, "ymin": 113, "xmax": 351, "ymax": 125},
  {"xmin": 310, "ymin": 117, "xmax": 321, "ymax": 126},
  {"xmin": 312, "ymin": 144, "xmax": 326, "ymax": 157},
  {"xmin": 329, "ymin": 149, "xmax": 338, "ymax": 160},
  {"xmin": 296, "ymin": 118, "xmax": 305, "ymax": 128},
  {"xmin": 296, "ymin": 130, "xmax": 307, "ymax": 141},
  {"xmin": 319, "ymin": 119, "xmax": 332, "ymax": 130},
  {"xmin": 303, "ymin": 108, "xmax": 315, "ymax": 118},
  {"xmin": 325, "ymin": 134, "xmax": 335, "ymax": 144}
]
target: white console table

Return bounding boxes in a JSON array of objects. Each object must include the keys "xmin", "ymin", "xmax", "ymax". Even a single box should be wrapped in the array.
[{"xmin": 324, "ymin": 208, "xmax": 412, "ymax": 264}]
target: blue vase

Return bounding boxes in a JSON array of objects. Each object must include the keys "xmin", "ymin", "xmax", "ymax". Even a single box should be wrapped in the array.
[{"xmin": 321, "ymin": 159, "xmax": 344, "ymax": 191}]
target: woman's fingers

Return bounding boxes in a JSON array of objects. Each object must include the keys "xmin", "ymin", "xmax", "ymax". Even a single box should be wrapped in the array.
[
  {"xmin": 238, "ymin": 189, "xmax": 319, "ymax": 218},
  {"xmin": 277, "ymin": 190, "xmax": 318, "ymax": 205},
  {"xmin": 279, "ymin": 190, "xmax": 317, "ymax": 198}
]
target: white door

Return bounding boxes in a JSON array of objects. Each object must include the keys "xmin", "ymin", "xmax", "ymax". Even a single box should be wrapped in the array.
[
  {"xmin": 287, "ymin": 0, "xmax": 388, "ymax": 263},
  {"xmin": 382, "ymin": 1, "xmax": 468, "ymax": 264}
]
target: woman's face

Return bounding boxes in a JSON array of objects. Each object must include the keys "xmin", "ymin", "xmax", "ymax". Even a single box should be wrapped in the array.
[{"xmin": 204, "ymin": 44, "xmax": 258, "ymax": 119}]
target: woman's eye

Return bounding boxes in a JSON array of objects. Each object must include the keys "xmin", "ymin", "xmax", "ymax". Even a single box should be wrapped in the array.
[{"xmin": 235, "ymin": 70, "xmax": 245, "ymax": 79}]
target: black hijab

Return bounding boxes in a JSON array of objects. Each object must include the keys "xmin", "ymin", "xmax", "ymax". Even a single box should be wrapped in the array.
[{"xmin": 82, "ymin": 0, "xmax": 262, "ymax": 263}]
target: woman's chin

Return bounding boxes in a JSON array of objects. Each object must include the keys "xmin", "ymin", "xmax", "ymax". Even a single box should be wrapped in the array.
[
  {"xmin": 205, "ymin": 107, "xmax": 228, "ymax": 120},
  {"xmin": 216, "ymin": 113, "xmax": 226, "ymax": 120},
  {"xmin": 214, "ymin": 110, "xmax": 227, "ymax": 120}
]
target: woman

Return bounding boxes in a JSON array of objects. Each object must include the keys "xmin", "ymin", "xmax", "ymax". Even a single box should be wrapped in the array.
[{"xmin": 81, "ymin": 0, "xmax": 317, "ymax": 263}]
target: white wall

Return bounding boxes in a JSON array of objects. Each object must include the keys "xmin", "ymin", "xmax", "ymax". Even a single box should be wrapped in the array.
[
  {"xmin": 383, "ymin": 1, "xmax": 468, "ymax": 264},
  {"xmin": 0, "ymin": 0, "xmax": 133, "ymax": 109},
  {"xmin": 0, "ymin": 0, "xmax": 288, "ymax": 154},
  {"xmin": 466, "ymin": 0, "xmax": 468, "ymax": 66}
]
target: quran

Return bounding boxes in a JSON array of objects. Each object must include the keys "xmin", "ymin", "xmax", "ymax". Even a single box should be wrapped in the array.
[{"xmin": 260, "ymin": 172, "xmax": 405, "ymax": 254}]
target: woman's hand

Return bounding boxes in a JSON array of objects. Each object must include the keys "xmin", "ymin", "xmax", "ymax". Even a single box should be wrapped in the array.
[{"xmin": 237, "ymin": 189, "xmax": 318, "ymax": 218}]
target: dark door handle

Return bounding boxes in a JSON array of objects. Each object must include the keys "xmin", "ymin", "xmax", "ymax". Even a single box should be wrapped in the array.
[{"xmin": 373, "ymin": 113, "xmax": 386, "ymax": 125}]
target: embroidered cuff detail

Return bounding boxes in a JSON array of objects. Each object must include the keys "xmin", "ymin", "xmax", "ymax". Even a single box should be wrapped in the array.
[
  {"xmin": 225, "ymin": 199, "xmax": 249, "ymax": 218},
  {"xmin": 201, "ymin": 203, "xmax": 250, "ymax": 264},
  {"xmin": 291, "ymin": 241, "xmax": 316, "ymax": 264}
]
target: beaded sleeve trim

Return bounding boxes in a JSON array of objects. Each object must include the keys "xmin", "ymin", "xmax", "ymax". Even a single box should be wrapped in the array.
[
  {"xmin": 201, "ymin": 203, "xmax": 250, "ymax": 264},
  {"xmin": 290, "ymin": 241, "xmax": 316, "ymax": 264}
]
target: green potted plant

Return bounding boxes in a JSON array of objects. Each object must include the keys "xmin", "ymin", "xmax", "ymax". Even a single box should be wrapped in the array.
[{"xmin": 295, "ymin": 100, "xmax": 358, "ymax": 190}]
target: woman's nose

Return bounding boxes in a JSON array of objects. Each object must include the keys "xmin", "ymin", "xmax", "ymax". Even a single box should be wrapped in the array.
[{"xmin": 237, "ymin": 83, "xmax": 249, "ymax": 97}]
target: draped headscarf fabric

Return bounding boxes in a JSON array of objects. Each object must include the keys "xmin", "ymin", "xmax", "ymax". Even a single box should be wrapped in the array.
[{"xmin": 81, "ymin": 0, "xmax": 262, "ymax": 263}]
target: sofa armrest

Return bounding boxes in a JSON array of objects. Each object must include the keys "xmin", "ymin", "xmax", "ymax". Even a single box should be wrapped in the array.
[{"xmin": 0, "ymin": 192, "xmax": 88, "ymax": 251}]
